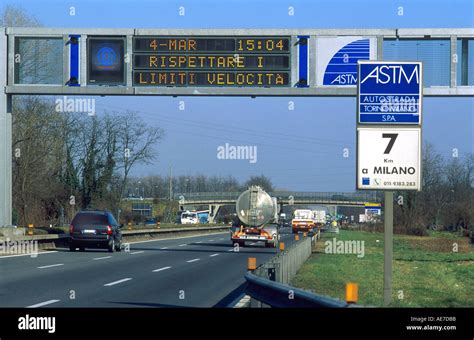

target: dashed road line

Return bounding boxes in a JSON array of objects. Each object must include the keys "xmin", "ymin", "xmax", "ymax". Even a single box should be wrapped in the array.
[
  {"xmin": 93, "ymin": 256, "xmax": 111, "ymax": 260},
  {"xmin": 130, "ymin": 251, "xmax": 144, "ymax": 255},
  {"xmin": 26, "ymin": 299, "xmax": 61, "ymax": 308},
  {"xmin": 152, "ymin": 266, "xmax": 172, "ymax": 272},
  {"xmin": 104, "ymin": 278, "xmax": 132, "ymax": 287},
  {"xmin": 210, "ymin": 253, "xmax": 219, "ymax": 257},
  {"xmin": 179, "ymin": 244, "xmax": 187, "ymax": 247},
  {"xmin": 186, "ymin": 258, "xmax": 200, "ymax": 263},
  {"xmin": 37, "ymin": 263, "xmax": 64, "ymax": 269}
]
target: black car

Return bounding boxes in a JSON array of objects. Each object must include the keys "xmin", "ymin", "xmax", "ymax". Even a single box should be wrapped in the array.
[{"xmin": 69, "ymin": 210, "xmax": 123, "ymax": 252}]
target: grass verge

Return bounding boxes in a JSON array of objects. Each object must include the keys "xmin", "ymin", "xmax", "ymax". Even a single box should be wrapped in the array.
[{"xmin": 291, "ymin": 229, "xmax": 474, "ymax": 307}]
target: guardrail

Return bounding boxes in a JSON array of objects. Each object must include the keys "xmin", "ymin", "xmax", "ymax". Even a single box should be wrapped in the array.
[
  {"xmin": 244, "ymin": 234, "xmax": 360, "ymax": 308},
  {"xmin": 253, "ymin": 236, "xmax": 313, "ymax": 284},
  {"xmin": 245, "ymin": 271, "xmax": 353, "ymax": 308},
  {"xmin": 0, "ymin": 225, "xmax": 231, "ymax": 252}
]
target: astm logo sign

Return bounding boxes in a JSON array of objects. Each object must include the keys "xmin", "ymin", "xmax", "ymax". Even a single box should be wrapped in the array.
[
  {"xmin": 358, "ymin": 61, "xmax": 422, "ymax": 124},
  {"xmin": 323, "ymin": 39, "xmax": 370, "ymax": 86}
]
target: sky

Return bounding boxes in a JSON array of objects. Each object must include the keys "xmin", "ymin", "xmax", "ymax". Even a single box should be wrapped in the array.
[{"xmin": 3, "ymin": 0, "xmax": 474, "ymax": 192}]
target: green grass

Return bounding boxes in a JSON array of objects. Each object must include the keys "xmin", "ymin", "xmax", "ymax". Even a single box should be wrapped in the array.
[{"xmin": 291, "ymin": 230, "xmax": 474, "ymax": 307}]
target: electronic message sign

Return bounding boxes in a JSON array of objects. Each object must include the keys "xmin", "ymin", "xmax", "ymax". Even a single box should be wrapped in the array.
[
  {"xmin": 132, "ymin": 37, "xmax": 291, "ymax": 87},
  {"xmin": 88, "ymin": 37, "xmax": 125, "ymax": 85}
]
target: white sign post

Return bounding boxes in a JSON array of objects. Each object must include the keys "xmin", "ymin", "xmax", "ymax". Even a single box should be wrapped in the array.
[{"xmin": 356, "ymin": 61, "xmax": 423, "ymax": 307}]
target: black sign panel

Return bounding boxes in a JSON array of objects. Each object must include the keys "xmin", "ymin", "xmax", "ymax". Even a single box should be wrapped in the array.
[
  {"xmin": 134, "ymin": 71, "xmax": 290, "ymax": 86},
  {"xmin": 134, "ymin": 37, "xmax": 290, "ymax": 53},
  {"xmin": 133, "ymin": 54, "xmax": 290, "ymax": 70},
  {"xmin": 132, "ymin": 36, "xmax": 291, "ymax": 87},
  {"xmin": 88, "ymin": 37, "xmax": 125, "ymax": 85}
]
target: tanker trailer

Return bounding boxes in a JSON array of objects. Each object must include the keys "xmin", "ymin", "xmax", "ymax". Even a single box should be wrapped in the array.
[{"xmin": 231, "ymin": 186, "xmax": 280, "ymax": 248}]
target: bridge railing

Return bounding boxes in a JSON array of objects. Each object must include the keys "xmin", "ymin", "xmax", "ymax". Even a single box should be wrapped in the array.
[{"xmin": 174, "ymin": 191, "xmax": 382, "ymax": 202}]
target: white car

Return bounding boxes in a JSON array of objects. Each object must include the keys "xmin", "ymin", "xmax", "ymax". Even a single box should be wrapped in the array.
[{"xmin": 180, "ymin": 212, "xmax": 198, "ymax": 224}]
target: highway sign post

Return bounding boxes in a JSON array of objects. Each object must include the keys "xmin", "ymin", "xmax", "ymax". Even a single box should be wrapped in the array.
[{"xmin": 356, "ymin": 60, "xmax": 423, "ymax": 306}]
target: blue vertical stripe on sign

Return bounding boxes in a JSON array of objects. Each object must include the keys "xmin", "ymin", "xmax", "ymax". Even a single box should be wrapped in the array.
[
  {"xmin": 69, "ymin": 35, "xmax": 80, "ymax": 86},
  {"xmin": 297, "ymin": 35, "xmax": 309, "ymax": 87}
]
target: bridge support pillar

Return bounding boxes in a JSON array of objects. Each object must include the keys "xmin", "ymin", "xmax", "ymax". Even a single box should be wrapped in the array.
[
  {"xmin": 208, "ymin": 204, "xmax": 222, "ymax": 224},
  {"xmin": 0, "ymin": 30, "xmax": 12, "ymax": 227}
]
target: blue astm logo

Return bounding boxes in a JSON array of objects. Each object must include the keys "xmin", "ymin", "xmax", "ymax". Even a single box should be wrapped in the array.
[
  {"xmin": 96, "ymin": 46, "xmax": 117, "ymax": 66},
  {"xmin": 323, "ymin": 39, "xmax": 370, "ymax": 86},
  {"xmin": 362, "ymin": 177, "xmax": 370, "ymax": 185}
]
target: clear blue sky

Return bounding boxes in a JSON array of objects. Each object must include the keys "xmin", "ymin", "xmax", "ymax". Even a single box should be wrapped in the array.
[{"xmin": 5, "ymin": 0, "xmax": 474, "ymax": 191}]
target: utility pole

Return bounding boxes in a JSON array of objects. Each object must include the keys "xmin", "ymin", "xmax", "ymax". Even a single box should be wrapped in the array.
[{"xmin": 169, "ymin": 165, "xmax": 173, "ymax": 201}]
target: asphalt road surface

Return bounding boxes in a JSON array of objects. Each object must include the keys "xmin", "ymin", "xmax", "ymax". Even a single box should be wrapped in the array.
[{"xmin": 0, "ymin": 228, "xmax": 298, "ymax": 307}]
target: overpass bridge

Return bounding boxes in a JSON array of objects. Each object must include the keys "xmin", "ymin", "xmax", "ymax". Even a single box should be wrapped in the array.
[{"xmin": 175, "ymin": 191, "xmax": 382, "ymax": 223}]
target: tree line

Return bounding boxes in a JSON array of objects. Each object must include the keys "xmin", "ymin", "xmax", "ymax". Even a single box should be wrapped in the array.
[
  {"xmin": 394, "ymin": 143, "xmax": 473, "ymax": 234},
  {"xmin": 125, "ymin": 174, "xmax": 275, "ymax": 199},
  {"xmin": 12, "ymin": 96, "xmax": 163, "ymax": 226}
]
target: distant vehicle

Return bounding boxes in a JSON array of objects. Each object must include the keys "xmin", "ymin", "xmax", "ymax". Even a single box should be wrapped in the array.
[
  {"xmin": 69, "ymin": 210, "xmax": 123, "ymax": 252},
  {"xmin": 196, "ymin": 210, "xmax": 209, "ymax": 224},
  {"xmin": 144, "ymin": 218, "xmax": 158, "ymax": 225},
  {"xmin": 181, "ymin": 211, "xmax": 199, "ymax": 224},
  {"xmin": 291, "ymin": 209, "xmax": 316, "ymax": 234},
  {"xmin": 312, "ymin": 209, "xmax": 327, "ymax": 226},
  {"xmin": 231, "ymin": 186, "xmax": 280, "ymax": 248}
]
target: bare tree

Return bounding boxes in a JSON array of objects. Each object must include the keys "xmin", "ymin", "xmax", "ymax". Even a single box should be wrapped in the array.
[{"xmin": 116, "ymin": 110, "xmax": 164, "ymax": 202}]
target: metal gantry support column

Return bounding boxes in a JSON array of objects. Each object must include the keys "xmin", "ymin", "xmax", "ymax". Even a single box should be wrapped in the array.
[
  {"xmin": 383, "ymin": 191, "xmax": 394, "ymax": 306},
  {"xmin": 0, "ymin": 28, "xmax": 12, "ymax": 227}
]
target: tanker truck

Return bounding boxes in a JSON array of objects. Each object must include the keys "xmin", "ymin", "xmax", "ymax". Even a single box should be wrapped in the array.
[{"xmin": 231, "ymin": 186, "xmax": 280, "ymax": 248}]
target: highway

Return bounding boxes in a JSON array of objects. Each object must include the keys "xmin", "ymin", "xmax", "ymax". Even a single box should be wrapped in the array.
[{"xmin": 0, "ymin": 228, "xmax": 297, "ymax": 308}]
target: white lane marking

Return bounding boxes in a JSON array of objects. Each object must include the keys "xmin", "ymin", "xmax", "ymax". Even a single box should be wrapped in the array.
[
  {"xmin": 227, "ymin": 249, "xmax": 235, "ymax": 252},
  {"xmin": 0, "ymin": 250, "xmax": 58, "ymax": 259},
  {"xmin": 93, "ymin": 256, "xmax": 112, "ymax": 260},
  {"xmin": 160, "ymin": 247, "xmax": 168, "ymax": 250},
  {"xmin": 186, "ymin": 258, "xmax": 200, "ymax": 263},
  {"xmin": 179, "ymin": 244, "xmax": 187, "ymax": 247},
  {"xmin": 130, "ymin": 251, "xmax": 144, "ymax": 255},
  {"xmin": 208, "ymin": 239, "xmax": 214, "ymax": 242},
  {"xmin": 37, "ymin": 263, "xmax": 64, "ymax": 269},
  {"xmin": 195, "ymin": 241, "xmax": 203, "ymax": 244},
  {"xmin": 26, "ymin": 299, "xmax": 60, "ymax": 308},
  {"xmin": 152, "ymin": 266, "xmax": 172, "ymax": 272},
  {"xmin": 104, "ymin": 278, "xmax": 132, "ymax": 286},
  {"xmin": 249, "ymin": 242, "xmax": 256, "ymax": 245},
  {"xmin": 210, "ymin": 253, "xmax": 219, "ymax": 257}
]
